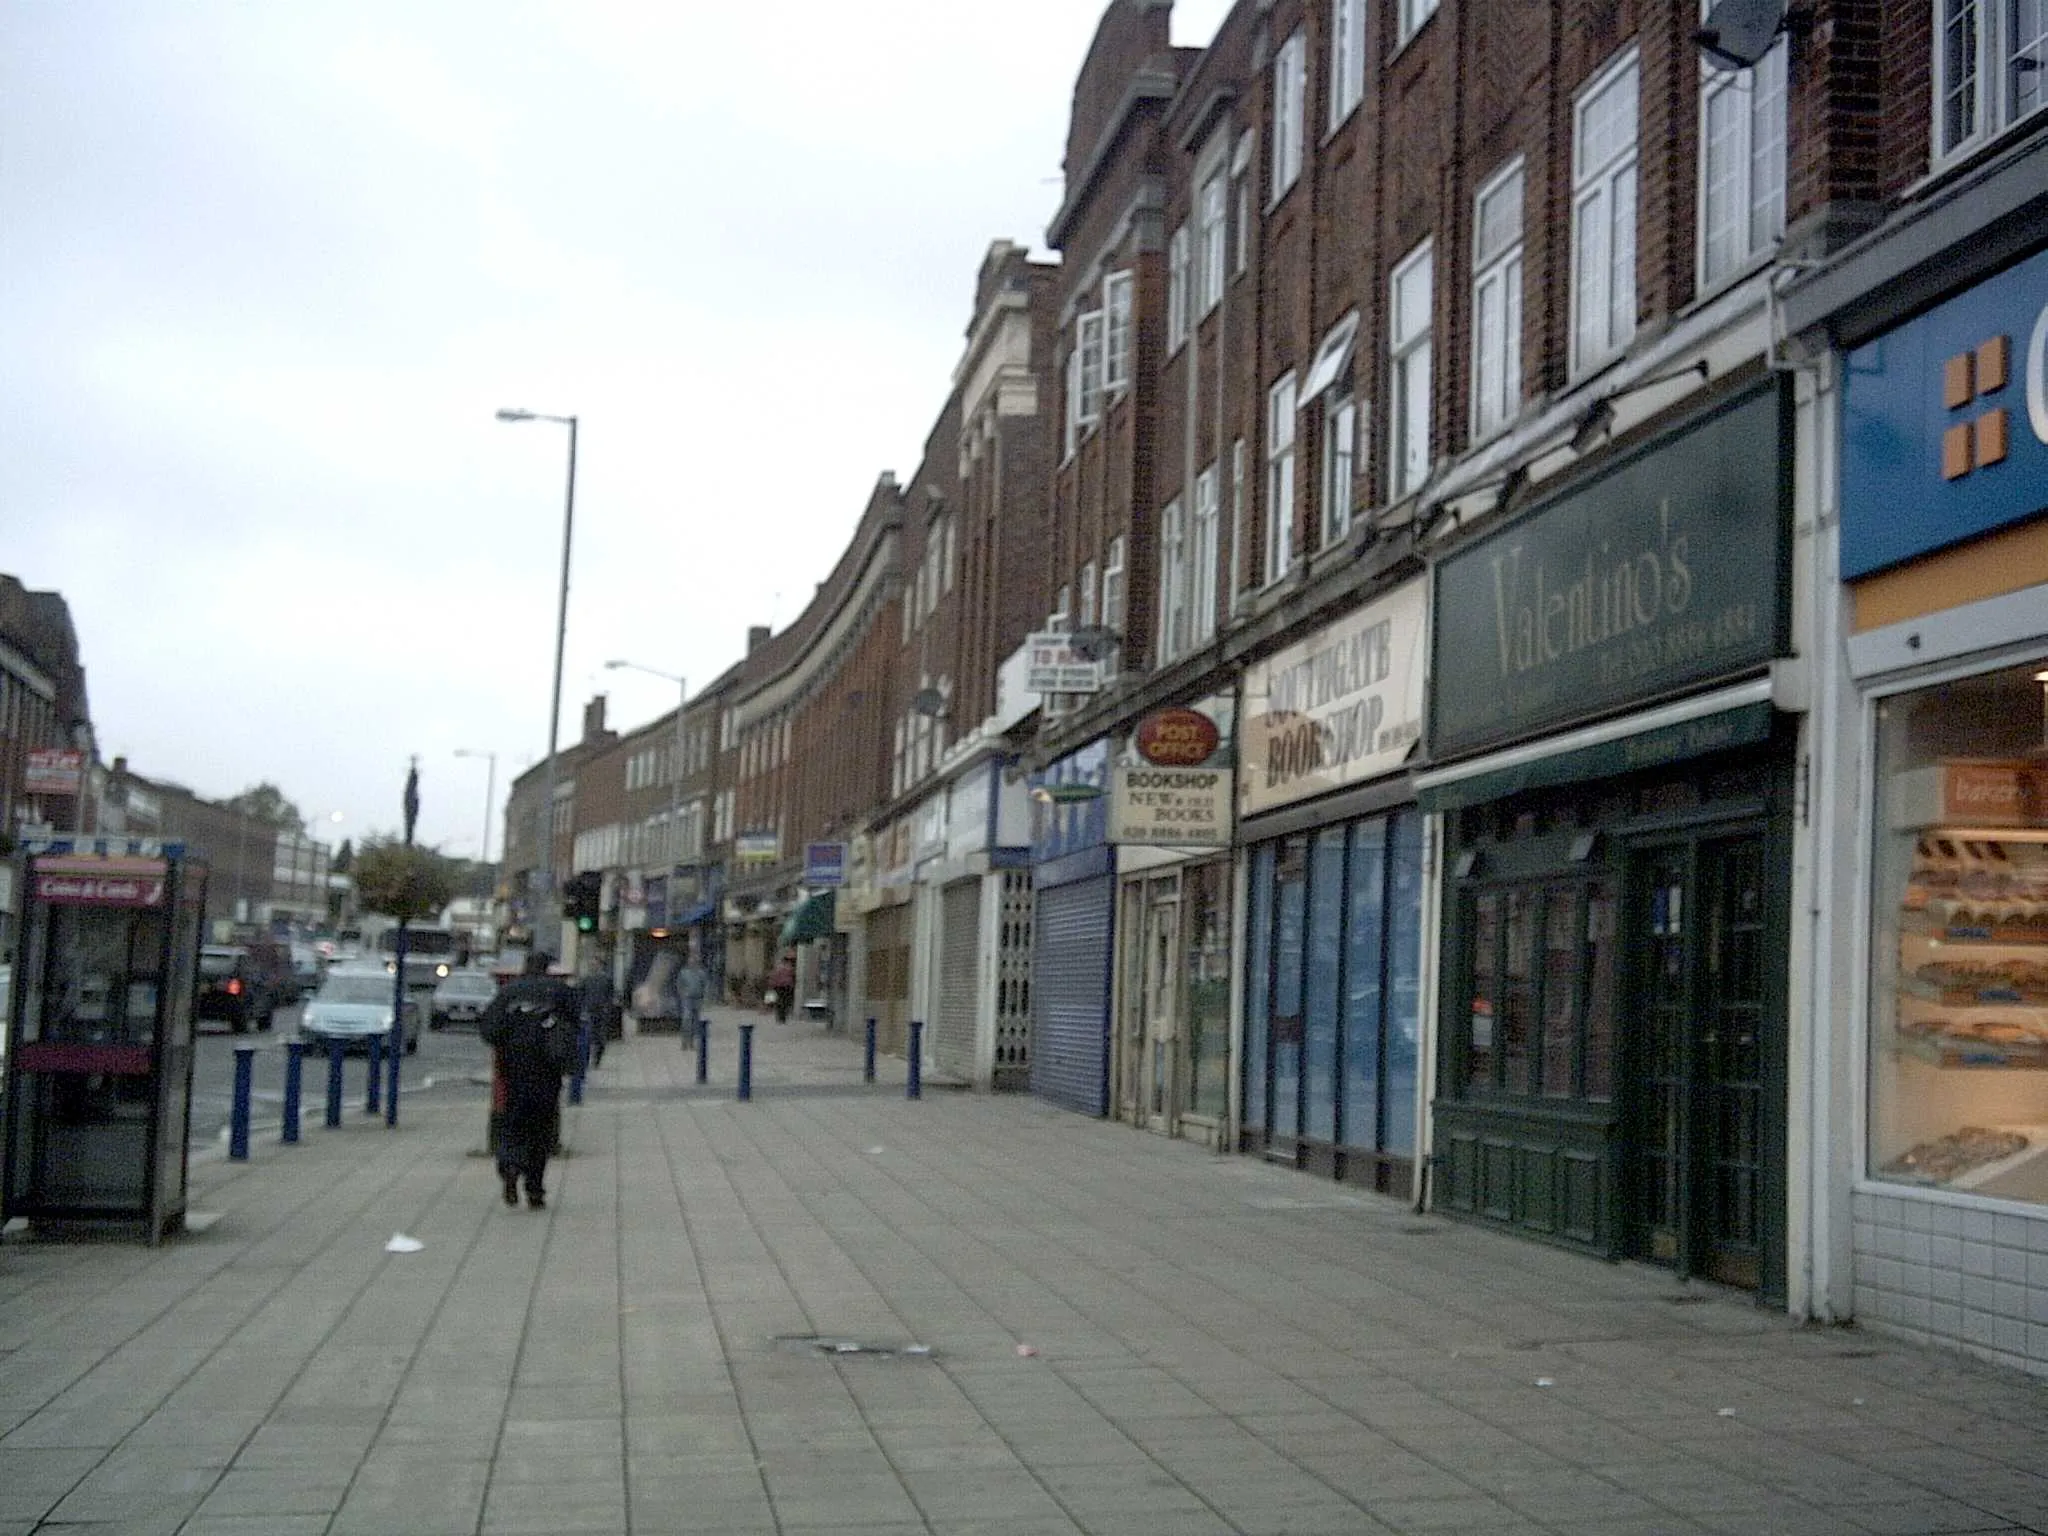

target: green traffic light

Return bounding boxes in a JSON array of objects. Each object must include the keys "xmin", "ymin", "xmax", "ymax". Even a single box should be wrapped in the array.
[{"xmin": 577, "ymin": 916, "xmax": 595, "ymax": 932}]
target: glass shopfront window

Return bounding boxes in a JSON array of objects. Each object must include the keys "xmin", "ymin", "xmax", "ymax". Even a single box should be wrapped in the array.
[
  {"xmin": 1271, "ymin": 838, "xmax": 1308, "ymax": 1140},
  {"xmin": 1869, "ymin": 656, "xmax": 2048, "ymax": 1205},
  {"xmin": 1452, "ymin": 878, "xmax": 1617, "ymax": 1105},
  {"xmin": 1244, "ymin": 809, "xmax": 1423, "ymax": 1159},
  {"xmin": 1244, "ymin": 843, "xmax": 1274, "ymax": 1131},
  {"xmin": 1186, "ymin": 863, "xmax": 1232, "ymax": 1121}
]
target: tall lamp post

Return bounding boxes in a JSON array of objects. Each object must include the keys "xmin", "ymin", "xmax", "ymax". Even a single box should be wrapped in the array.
[
  {"xmin": 452, "ymin": 749, "xmax": 498, "ymax": 865},
  {"xmin": 603, "ymin": 661, "xmax": 688, "ymax": 896},
  {"xmin": 495, "ymin": 407, "xmax": 578, "ymax": 957}
]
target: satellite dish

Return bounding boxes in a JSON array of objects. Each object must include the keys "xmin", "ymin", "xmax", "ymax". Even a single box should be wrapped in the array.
[
  {"xmin": 1693, "ymin": 0, "xmax": 1785, "ymax": 71},
  {"xmin": 910, "ymin": 686, "xmax": 949, "ymax": 718}
]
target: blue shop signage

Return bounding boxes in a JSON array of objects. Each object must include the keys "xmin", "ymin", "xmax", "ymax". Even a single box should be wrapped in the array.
[
  {"xmin": 1030, "ymin": 739, "xmax": 1110, "ymax": 873},
  {"xmin": 1841, "ymin": 243, "xmax": 2048, "ymax": 579}
]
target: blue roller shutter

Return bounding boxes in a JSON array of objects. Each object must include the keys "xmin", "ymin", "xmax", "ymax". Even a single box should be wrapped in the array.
[{"xmin": 1029, "ymin": 874, "xmax": 1114, "ymax": 1115}]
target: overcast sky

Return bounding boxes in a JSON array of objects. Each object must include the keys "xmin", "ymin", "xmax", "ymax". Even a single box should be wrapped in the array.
[{"xmin": 3, "ymin": 0, "xmax": 1232, "ymax": 857}]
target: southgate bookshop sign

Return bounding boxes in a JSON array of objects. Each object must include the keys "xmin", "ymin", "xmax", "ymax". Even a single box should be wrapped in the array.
[
  {"xmin": 1239, "ymin": 579, "xmax": 1427, "ymax": 818},
  {"xmin": 1431, "ymin": 386, "xmax": 1786, "ymax": 759}
]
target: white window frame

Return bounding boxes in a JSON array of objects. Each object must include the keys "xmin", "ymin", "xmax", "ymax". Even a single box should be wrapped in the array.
[
  {"xmin": 1398, "ymin": 0, "xmax": 1438, "ymax": 46},
  {"xmin": 1168, "ymin": 225, "xmax": 1191, "ymax": 351},
  {"xmin": 1470, "ymin": 157, "xmax": 1525, "ymax": 444},
  {"xmin": 1063, "ymin": 345, "xmax": 1081, "ymax": 460},
  {"xmin": 1078, "ymin": 560, "xmax": 1098, "ymax": 628},
  {"xmin": 1272, "ymin": 32, "xmax": 1305, "ymax": 202},
  {"xmin": 1102, "ymin": 535, "xmax": 1126, "ymax": 636},
  {"xmin": 1699, "ymin": 30, "xmax": 1788, "ymax": 289},
  {"xmin": 1198, "ymin": 170, "xmax": 1227, "ymax": 314},
  {"xmin": 1389, "ymin": 240, "xmax": 1433, "ymax": 501},
  {"xmin": 1231, "ymin": 132, "xmax": 1254, "ymax": 275},
  {"xmin": 1321, "ymin": 392, "xmax": 1356, "ymax": 548},
  {"xmin": 1158, "ymin": 497, "xmax": 1188, "ymax": 664},
  {"xmin": 1077, "ymin": 309, "xmax": 1105, "ymax": 431},
  {"xmin": 1228, "ymin": 438, "xmax": 1247, "ymax": 608},
  {"xmin": 1191, "ymin": 464, "xmax": 1219, "ymax": 646},
  {"xmin": 1331, "ymin": 0, "xmax": 1367, "ymax": 128},
  {"xmin": 1265, "ymin": 372, "xmax": 1297, "ymax": 585},
  {"xmin": 1104, "ymin": 270, "xmax": 1134, "ymax": 394},
  {"xmin": 1571, "ymin": 48, "xmax": 1640, "ymax": 377},
  {"xmin": 1936, "ymin": 0, "xmax": 2048, "ymax": 159}
]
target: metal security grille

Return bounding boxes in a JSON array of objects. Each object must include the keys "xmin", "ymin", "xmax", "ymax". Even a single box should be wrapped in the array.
[
  {"xmin": 933, "ymin": 880, "xmax": 981, "ymax": 1080},
  {"xmin": 1029, "ymin": 875, "xmax": 1113, "ymax": 1116},
  {"xmin": 994, "ymin": 871, "xmax": 1034, "ymax": 1091}
]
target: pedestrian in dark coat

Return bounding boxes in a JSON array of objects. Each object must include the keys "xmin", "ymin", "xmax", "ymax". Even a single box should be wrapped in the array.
[{"xmin": 479, "ymin": 953, "xmax": 577, "ymax": 1209}]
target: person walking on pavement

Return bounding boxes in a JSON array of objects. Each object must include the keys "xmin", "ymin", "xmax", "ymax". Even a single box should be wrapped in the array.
[
  {"xmin": 479, "ymin": 952, "xmax": 578, "ymax": 1210},
  {"xmin": 768, "ymin": 950, "xmax": 796, "ymax": 1024},
  {"xmin": 674, "ymin": 934, "xmax": 709, "ymax": 1044},
  {"xmin": 577, "ymin": 961, "xmax": 616, "ymax": 1070}
]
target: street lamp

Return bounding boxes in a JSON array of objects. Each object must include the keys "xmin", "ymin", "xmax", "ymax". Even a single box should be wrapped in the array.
[
  {"xmin": 453, "ymin": 749, "xmax": 498, "ymax": 864},
  {"xmin": 496, "ymin": 406, "xmax": 578, "ymax": 956},
  {"xmin": 605, "ymin": 660, "xmax": 687, "ymax": 887}
]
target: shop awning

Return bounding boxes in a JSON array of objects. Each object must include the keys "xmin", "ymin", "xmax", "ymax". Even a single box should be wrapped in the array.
[
  {"xmin": 779, "ymin": 890, "xmax": 836, "ymax": 946},
  {"xmin": 1414, "ymin": 681, "xmax": 1776, "ymax": 813}
]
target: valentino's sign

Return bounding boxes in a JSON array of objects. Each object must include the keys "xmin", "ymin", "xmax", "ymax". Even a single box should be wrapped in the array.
[
  {"xmin": 1432, "ymin": 386, "xmax": 1785, "ymax": 759},
  {"xmin": 1239, "ymin": 579, "xmax": 1427, "ymax": 817}
]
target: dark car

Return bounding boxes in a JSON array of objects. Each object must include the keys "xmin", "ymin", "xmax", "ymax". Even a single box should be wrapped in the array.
[{"xmin": 195, "ymin": 945, "xmax": 282, "ymax": 1033}]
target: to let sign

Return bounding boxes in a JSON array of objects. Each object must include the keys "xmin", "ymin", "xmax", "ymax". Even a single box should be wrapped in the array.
[
  {"xmin": 1431, "ymin": 386, "xmax": 1786, "ymax": 761},
  {"xmin": 1023, "ymin": 632, "xmax": 1102, "ymax": 694},
  {"xmin": 1109, "ymin": 766, "xmax": 1232, "ymax": 847},
  {"xmin": 24, "ymin": 748, "xmax": 84, "ymax": 796}
]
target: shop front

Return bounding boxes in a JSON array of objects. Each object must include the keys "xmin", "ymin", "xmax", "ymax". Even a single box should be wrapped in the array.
[
  {"xmin": 1419, "ymin": 384, "xmax": 1797, "ymax": 1299},
  {"xmin": 914, "ymin": 756, "xmax": 1034, "ymax": 1091},
  {"xmin": 1107, "ymin": 700, "xmax": 1235, "ymax": 1147},
  {"xmin": 1831, "ymin": 245, "xmax": 2048, "ymax": 1370},
  {"xmin": 1029, "ymin": 741, "xmax": 1114, "ymax": 1116},
  {"xmin": 1237, "ymin": 580, "xmax": 1430, "ymax": 1193}
]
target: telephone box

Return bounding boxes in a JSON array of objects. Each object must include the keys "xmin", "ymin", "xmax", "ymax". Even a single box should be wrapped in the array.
[{"xmin": 3, "ymin": 839, "xmax": 209, "ymax": 1242}]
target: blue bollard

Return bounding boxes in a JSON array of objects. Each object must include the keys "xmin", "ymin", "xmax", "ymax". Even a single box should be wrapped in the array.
[
  {"xmin": 325, "ymin": 1040, "xmax": 345, "ymax": 1127},
  {"xmin": 282, "ymin": 1040, "xmax": 303, "ymax": 1144},
  {"xmin": 694, "ymin": 1013, "xmax": 708, "ymax": 1086},
  {"xmin": 229, "ymin": 1043, "xmax": 257, "ymax": 1160},
  {"xmin": 737, "ymin": 1022, "xmax": 753, "ymax": 1102},
  {"xmin": 365, "ymin": 1035, "xmax": 383, "ymax": 1115},
  {"xmin": 864, "ymin": 1017, "xmax": 877, "ymax": 1084},
  {"xmin": 384, "ymin": 1019, "xmax": 402, "ymax": 1128},
  {"xmin": 907, "ymin": 1020, "xmax": 923, "ymax": 1100}
]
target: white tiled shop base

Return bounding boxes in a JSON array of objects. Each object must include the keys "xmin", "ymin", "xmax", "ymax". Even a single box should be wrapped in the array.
[{"xmin": 1853, "ymin": 1187, "xmax": 2048, "ymax": 1377}]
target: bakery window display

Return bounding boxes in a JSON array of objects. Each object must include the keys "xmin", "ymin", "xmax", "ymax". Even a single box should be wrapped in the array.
[{"xmin": 1870, "ymin": 660, "xmax": 2048, "ymax": 1206}]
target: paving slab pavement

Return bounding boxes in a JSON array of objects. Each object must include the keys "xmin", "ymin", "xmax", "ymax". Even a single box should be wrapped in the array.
[{"xmin": 3, "ymin": 1005, "xmax": 2048, "ymax": 1534}]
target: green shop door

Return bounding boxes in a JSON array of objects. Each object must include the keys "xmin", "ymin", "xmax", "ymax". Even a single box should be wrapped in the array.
[{"xmin": 1625, "ymin": 829, "xmax": 1777, "ymax": 1292}]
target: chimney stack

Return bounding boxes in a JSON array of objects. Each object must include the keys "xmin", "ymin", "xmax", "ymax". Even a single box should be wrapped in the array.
[
  {"xmin": 747, "ymin": 625, "xmax": 772, "ymax": 653},
  {"xmin": 581, "ymin": 695, "xmax": 608, "ymax": 742}
]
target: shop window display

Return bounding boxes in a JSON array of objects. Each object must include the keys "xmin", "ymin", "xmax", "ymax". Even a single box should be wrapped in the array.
[
  {"xmin": 1453, "ymin": 878, "xmax": 1617, "ymax": 1104},
  {"xmin": 1870, "ymin": 657, "xmax": 2048, "ymax": 1204},
  {"xmin": 1243, "ymin": 810, "xmax": 1423, "ymax": 1159}
]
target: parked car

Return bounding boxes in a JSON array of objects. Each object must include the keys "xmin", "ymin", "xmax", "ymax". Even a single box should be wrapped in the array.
[
  {"xmin": 299, "ymin": 969, "xmax": 420, "ymax": 1055},
  {"xmin": 195, "ymin": 945, "xmax": 282, "ymax": 1033},
  {"xmin": 430, "ymin": 968, "xmax": 497, "ymax": 1030},
  {"xmin": 289, "ymin": 942, "xmax": 326, "ymax": 995}
]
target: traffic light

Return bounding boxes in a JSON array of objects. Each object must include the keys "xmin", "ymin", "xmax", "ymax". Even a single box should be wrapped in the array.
[{"xmin": 566, "ymin": 872, "xmax": 602, "ymax": 933}]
